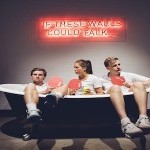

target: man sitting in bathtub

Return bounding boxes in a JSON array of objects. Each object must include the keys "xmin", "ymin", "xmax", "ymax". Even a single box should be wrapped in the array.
[
  {"xmin": 24, "ymin": 67, "xmax": 68, "ymax": 123},
  {"xmin": 101, "ymin": 57, "xmax": 150, "ymax": 138}
]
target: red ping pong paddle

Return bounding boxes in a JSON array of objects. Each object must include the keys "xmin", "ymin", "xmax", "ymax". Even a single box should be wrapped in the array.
[
  {"xmin": 68, "ymin": 79, "xmax": 81, "ymax": 90},
  {"xmin": 111, "ymin": 76, "xmax": 125, "ymax": 86},
  {"xmin": 47, "ymin": 76, "xmax": 63, "ymax": 88}
]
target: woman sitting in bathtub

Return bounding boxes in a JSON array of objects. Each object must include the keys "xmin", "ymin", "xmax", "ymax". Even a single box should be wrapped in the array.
[
  {"xmin": 68, "ymin": 59, "xmax": 103, "ymax": 95},
  {"xmin": 24, "ymin": 67, "xmax": 68, "ymax": 123}
]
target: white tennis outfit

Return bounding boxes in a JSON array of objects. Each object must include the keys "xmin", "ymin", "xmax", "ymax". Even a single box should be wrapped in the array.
[
  {"xmin": 76, "ymin": 74, "xmax": 102, "ymax": 95},
  {"xmin": 35, "ymin": 83, "xmax": 48, "ymax": 93},
  {"xmin": 101, "ymin": 72, "xmax": 150, "ymax": 93},
  {"xmin": 25, "ymin": 83, "xmax": 48, "ymax": 93}
]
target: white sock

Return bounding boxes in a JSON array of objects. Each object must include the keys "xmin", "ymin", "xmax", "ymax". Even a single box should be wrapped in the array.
[
  {"xmin": 51, "ymin": 92, "xmax": 63, "ymax": 100},
  {"xmin": 26, "ymin": 103, "xmax": 37, "ymax": 111},
  {"xmin": 139, "ymin": 114, "xmax": 148, "ymax": 119},
  {"xmin": 121, "ymin": 117, "xmax": 131, "ymax": 125}
]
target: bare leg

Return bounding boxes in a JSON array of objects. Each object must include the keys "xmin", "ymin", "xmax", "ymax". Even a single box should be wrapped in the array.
[
  {"xmin": 52, "ymin": 84, "xmax": 68, "ymax": 97},
  {"xmin": 107, "ymin": 85, "xmax": 127, "ymax": 119},
  {"xmin": 129, "ymin": 82, "xmax": 148, "ymax": 116},
  {"xmin": 24, "ymin": 83, "xmax": 39, "ymax": 104},
  {"xmin": 129, "ymin": 82, "xmax": 150, "ymax": 129},
  {"xmin": 24, "ymin": 83, "xmax": 42, "ymax": 123},
  {"xmin": 108, "ymin": 85, "xmax": 143, "ymax": 138}
]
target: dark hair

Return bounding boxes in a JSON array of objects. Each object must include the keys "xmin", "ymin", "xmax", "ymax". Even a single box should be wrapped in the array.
[
  {"xmin": 104, "ymin": 57, "xmax": 119, "ymax": 67},
  {"xmin": 31, "ymin": 68, "xmax": 47, "ymax": 77},
  {"xmin": 75, "ymin": 59, "xmax": 93, "ymax": 74}
]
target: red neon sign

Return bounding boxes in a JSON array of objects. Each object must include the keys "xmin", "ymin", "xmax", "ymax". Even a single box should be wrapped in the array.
[{"xmin": 38, "ymin": 17, "xmax": 126, "ymax": 42}]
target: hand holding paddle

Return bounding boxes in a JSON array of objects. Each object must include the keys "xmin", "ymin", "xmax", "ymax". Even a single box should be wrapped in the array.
[{"xmin": 68, "ymin": 79, "xmax": 81, "ymax": 95}]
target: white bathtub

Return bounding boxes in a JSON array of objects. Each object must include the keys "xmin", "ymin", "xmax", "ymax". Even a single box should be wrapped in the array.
[
  {"xmin": 0, "ymin": 83, "xmax": 144, "ymax": 98},
  {"xmin": 0, "ymin": 84, "xmax": 150, "ymax": 123}
]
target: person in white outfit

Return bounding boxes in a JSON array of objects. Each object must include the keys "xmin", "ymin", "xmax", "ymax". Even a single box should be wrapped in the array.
[
  {"xmin": 24, "ymin": 67, "xmax": 68, "ymax": 123},
  {"xmin": 68, "ymin": 59, "xmax": 103, "ymax": 95},
  {"xmin": 101, "ymin": 57, "xmax": 150, "ymax": 138}
]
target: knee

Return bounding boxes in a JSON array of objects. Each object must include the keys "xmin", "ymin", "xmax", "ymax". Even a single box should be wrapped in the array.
[
  {"xmin": 59, "ymin": 84, "xmax": 68, "ymax": 91},
  {"xmin": 62, "ymin": 84, "xmax": 68, "ymax": 89},
  {"xmin": 24, "ymin": 83, "xmax": 36, "ymax": 92},
  {"xmin": 131, "ymin": 82, "xmax": 145, "ymax": 90},
  {"xmin": 52, "ymin": 84, "xmax": 68, "ymax": 94},
  {"xmin": 109, "ymin": 85, "xmax": 122, "ymax": 94}
]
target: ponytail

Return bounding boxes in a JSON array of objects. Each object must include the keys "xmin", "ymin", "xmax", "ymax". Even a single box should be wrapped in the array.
[{"xmin": 85, "ymin": 60, "xmax": 93, "ymax": 74}]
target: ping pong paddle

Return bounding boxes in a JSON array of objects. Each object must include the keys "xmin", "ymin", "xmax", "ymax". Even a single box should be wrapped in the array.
[
  {"xmin": 68, "ymin": 79, "xmax": 81, "ymax": 90},
  {"xmin": 47, "ymin": 76, "xmax": 63, "ymax": 88},
  {"xmin": 111, "ymin": 76, "xmax": 125, "ymax": 86}
]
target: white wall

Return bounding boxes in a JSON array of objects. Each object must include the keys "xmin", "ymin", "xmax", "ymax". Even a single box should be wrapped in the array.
[{"xmin": 0, "ymin": 0, "xmax": 150, "ymax": 109}]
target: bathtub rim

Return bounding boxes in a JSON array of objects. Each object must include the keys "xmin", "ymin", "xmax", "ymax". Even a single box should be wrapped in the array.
[{"xmin": 0, "ymin": 83, "xmax": 150, "ymax": 99}]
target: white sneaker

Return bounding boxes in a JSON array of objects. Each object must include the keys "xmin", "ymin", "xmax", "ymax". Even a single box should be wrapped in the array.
[
  {"xmin": 121, "ymin": 122, "xmax": 143, "ymax": 138},
  {"xmin": 135, "ymin": 116, "xmax": 150, "ymax": 129}
]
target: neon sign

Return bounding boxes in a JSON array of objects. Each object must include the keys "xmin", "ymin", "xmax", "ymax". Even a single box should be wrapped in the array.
[{"xmin": 38, "ymin": 17, "xmax": 126, "ymax": 42}]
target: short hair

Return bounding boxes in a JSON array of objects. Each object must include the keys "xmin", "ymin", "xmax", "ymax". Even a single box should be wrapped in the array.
[
  {"xmin": 75, "ymin": 59, "xmax": 93, "ymax": 74},
  {"xmin": 104, "ymin": 57, "xmax": 119, "ymax": 67},
  {"xmin": 30, "ymin": 68, "xmax": 47, "ymax": 77}
]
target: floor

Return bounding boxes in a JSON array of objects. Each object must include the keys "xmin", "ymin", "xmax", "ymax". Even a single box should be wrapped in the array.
[{"xmin": 0, "ymin": 116, "xmax": 150, "ymax": 150}]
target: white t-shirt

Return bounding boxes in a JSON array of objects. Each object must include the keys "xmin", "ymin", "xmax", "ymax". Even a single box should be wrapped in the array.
[
  {"xmin": 101, "ymin": 72, "xmax": 150, "ymax": 93},
  {"xmin": 76, "ymin": 74, "xmax": 102, "ymax": 95},
  {"xmin": 26, "ymin": 83, "xmax": 48, "ymax": 93},
  {"xmin": 35, "ymin": 83, "xmax": 48, "ymax": 93}
]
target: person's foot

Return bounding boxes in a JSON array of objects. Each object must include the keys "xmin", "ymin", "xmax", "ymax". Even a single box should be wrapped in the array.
[
  {"xmin": 27, "ymin": 109, "xmax": 42, "ymax": 123},
  {"xmin": 135, "ymin": 116, "xmax": 150, "ymax": 129},
  {"xmin": 44, "ymin": 93, "xmax": 58, "ymax": 108},
  {"xmin": 121, "ymin": 122, "xmax": 143, "ymax": 138}
]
